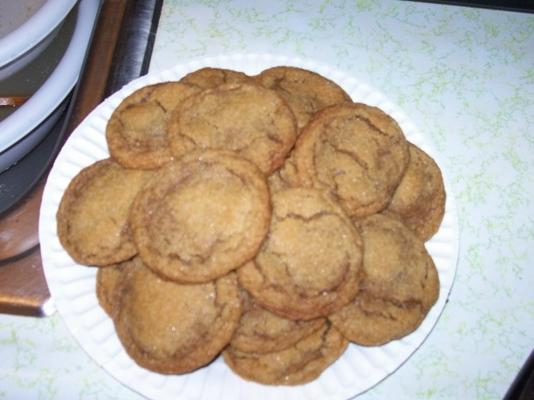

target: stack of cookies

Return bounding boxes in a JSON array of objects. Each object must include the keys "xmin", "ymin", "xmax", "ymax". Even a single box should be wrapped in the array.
[{"xmin": 56, "ymin": 66, "xmax": 445, "ymax": 385}]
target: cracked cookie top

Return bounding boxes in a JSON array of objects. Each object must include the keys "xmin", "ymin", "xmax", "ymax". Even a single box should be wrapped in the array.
[
  {"xmin": 255, "ymin": 66, "xmax": 352, "ymax": 132},
  {"xmin": 294, "ymin": 102, "xmax": 410, "ymax": 218},
  {"xmin": 130, "ymin": 149, "xmax": 271, "ymax": 283},
  {"xmin": 179, "ymin": 67, "xmax": 251, "ymax": 90},
  {"xmin": 167, "ymin": 82, "xmax": 297, "ymax": 175},
  {"xmin": 238, "ymin": 187, "xmax": 363, "ymax": 320},
  {"xmin": 57, "ymin": 159, "xmax": 153, "ymax": 266},
  {"xmin": 386, "ymin": 142, "xmax": 446, "ymax": 241},
  {"xmin": 223, "ymin": 322, "xmax": 348, "ymax": 385},
  {"xmin": 106, "ymin": 82, "xmax": 200, "ymax": 169},
  {"xmin": 329, "ymin": 213, "xmax": 440, "ymax": 345},
  {"xmin": 267, "ymin": 151, "xmax": 301, "ymax": 193},
  {"xmin": 230, "ymin": 290, "xmax": 326, "ymax": 354},
  {"xmin": 114, "ymin": 257, "xmax": 242, "ymax": 374}
]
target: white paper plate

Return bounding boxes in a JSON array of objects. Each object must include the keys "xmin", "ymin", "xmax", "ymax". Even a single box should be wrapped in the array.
[{"xmin": 39, "ymin": 54, "xmax": 459, "ymax": 400}]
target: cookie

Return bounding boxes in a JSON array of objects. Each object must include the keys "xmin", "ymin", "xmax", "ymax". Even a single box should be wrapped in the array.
[
  {"xmin": 230, "ymin": 291, "xmax": 326, "ymax": 354},
  {"xmin": 96, "ymin": 262, "xmax": 127, "ymax": 318},
  {"xmin": 114, "ymin": 258, "xmax": 242, "ymax": 374},
  {"xmin": 106, "ymin": 81, "xmax": 200, "ymax": 169},
  {"xmin": 223, "ymin": 323, "xmax": 348, "ymax": 385},
  {"xmin": 130, "ymin": 149, "xmax": 271, "ymax": 283},
  {"xmin": 179, "ymin": 67, "xmax": 251, "ymax": 90},
  {"xmin": 238, "ymin": 187, "xmax": 363, "ymax": 320},
  {"xmin": 386, "ymin": 142, "xmax": 446, "ymax": 241},
  {"xmin": 57, "ymin": 159, "xmax": 153, "ymax": 266},
  {"xmin": 329, "ymin": 213, "xmax": 440, "ymax": 346},
  {"xmin": 167, "ymin": 82, "xmax": 297, "ymax": 175},
  {"xmin": 256, "ymin": 66, "xmax": 351, "ymax": 131},
  {"xmin": 267, "ymin": 151, "xmax": 301, "ymax": 193},
  {"xmin": 294, "ymin": 102, "xmax": 410, "ymax": 218}
]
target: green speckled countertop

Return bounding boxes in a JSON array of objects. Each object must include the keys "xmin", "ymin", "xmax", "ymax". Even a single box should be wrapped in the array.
[{"xmin": 1, "ymin": 1, "xmax": 533, "ymax": 399}]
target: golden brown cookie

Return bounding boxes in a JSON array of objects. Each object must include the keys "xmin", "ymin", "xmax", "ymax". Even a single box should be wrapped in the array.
[
  {"xmin": 57, "ymin": 159, "xmax": 153, "ymax": 266},
  {"xmin": 386, "ymin": 142, "xmax": 446, "ymax": 241},
  {"xmin": 230, "ymin": 291, "xmax": 326, "ymax": 354},
  {"xmin": 238, "ymin": 188, "xmax": 363, "ymax": 320},
  {"xmin": 223, "ymin": 323, "xmax": 348, "ymax": 385},
  {"xmin": 267, "ymin": 151, "xmax": 301, "ymax": 193},
  {"xmin": 106, "ymin": 81, "xmax": 200, "ymax": 169},
  {"xmin": 96, "ymin": 263, "xmax": 127, "ymax": 318},
  {"xmin": 255, "ymin": 66, "xmax": 351, "ymax": 132},
  {"xmin": 114, "ymin": 257, "xmax": 242, "ymax": 374},
  {"xmin": 329, "ymin": 213, "xmax": 440, "ymax": 346},
  {"xmin": 167, "ymin": 82, "xmax": 297, "ymax": 175},
  {"xmin": 294, "ymin": 102, "xmax": 410, "ymax": 218},
  {"xmin": 179, "ymin": 67, "xmax": 251, "ymax": 90},
  {"xmin": 130, "ymin": 149, "xmax": 271, "ymax": 283}
]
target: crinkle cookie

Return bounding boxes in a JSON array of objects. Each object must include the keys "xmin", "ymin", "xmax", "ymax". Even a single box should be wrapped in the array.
[
  {"xmin": 96, "ymin": 261, "xmax": 128, "ymax": 318},
  {"xmin": 223, "ymin": 323, "xmax": 348, "ymax": 385},
  {"xmin": 267, "ymin": 151, "xmax": 301, "ymax": 193},
  {"xmin": 114, "ymin": 258, "xmax": 242, "ymax": 374},
  {"xmin": 167, "ymin": 82, "xmax": 297, "ymax": 175},
  {"xmin": 329, "ymin": 213, "xmax": 440, "ymax": 345},
  {"xmin": 294, "ymin": 102, "xmax": 410, "ymax": 218},
  {"xmin": 238, "ymin": 187, "xmax": 363, "ymax": 320},
  {"xmin": 386, "ymin": 142, "xmax": 446, "ymax": 241},
  {"xmin": 179, "ymin": 67, "xmax": 251, "ymax": 90},
  {"xmin": 57, "ymin": 159, "xmax": 153, "ymax": 266},
  {"xmin": 230, "ymin": 291, "xmax": 326, "ymax": 354},
  {"xmin": 106, "ymin": 81, "xmax": 200, "ymax": 169},
  {"xmin": 130, "ymin": 149, "xmax": 271, "ymax": 283},
  {"xmin": 255, "ymin": 66, "xmax": 351, "ymax": 132}
]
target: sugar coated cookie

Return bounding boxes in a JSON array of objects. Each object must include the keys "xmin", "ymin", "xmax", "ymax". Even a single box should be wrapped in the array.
[
  {"xmin": 238, "ymin": 187, "xmax": 363, "ymax": 320},
  {"xmin": 294, "ymin": 102, "xmax": 409, "ymax": 218},
  {"xmin": 167, "ymin": 82, "xmax": 297, "ymax": 175},
  {"xmin": 130, "ymin": 149, "xmax": 271, "ymax": 283},
  {"xmin": 57, "ymin": 159, "xmax": 152, "ymax": 265},
  {"xmin": 329, "ymin": 213, "xmax": 440, "ymax": 345},
  {"xmin": 114, "ymin": 258, "xmax": 242, "ymax": 374}
]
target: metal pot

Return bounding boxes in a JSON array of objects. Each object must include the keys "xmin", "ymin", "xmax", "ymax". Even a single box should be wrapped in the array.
[{"xmin": 0, "ymin": 0, "xmax": 100, "ymax": 173}]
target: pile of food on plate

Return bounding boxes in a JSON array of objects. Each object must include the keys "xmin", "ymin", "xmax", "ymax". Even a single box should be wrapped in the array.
[{"xmin": 56, "ymin": 66, "xmax": 445, "ymax": 385}]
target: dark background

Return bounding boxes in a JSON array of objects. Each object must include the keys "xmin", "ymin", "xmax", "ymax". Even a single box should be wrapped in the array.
[{"xmin": 408, "ymin": 0, "xmax": 534, "ymax": 13}]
